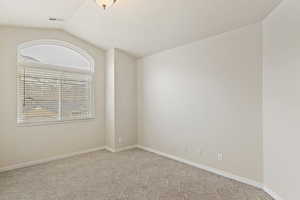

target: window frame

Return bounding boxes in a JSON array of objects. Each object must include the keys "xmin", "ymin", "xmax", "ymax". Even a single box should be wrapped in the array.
[{"xmin": 16, "ymin": 40, "xmax": 96, "ymax": 126}]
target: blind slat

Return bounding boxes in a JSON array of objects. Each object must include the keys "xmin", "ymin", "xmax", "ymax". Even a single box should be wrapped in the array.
[{"xmin": 17, "ymin": 65, "xmax": 94, "ymax": 124}]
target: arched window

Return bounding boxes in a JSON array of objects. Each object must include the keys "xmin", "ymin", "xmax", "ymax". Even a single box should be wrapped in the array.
[{"xmin": 17, "ymin": 40, "xmax": 95, "ymax": 125}]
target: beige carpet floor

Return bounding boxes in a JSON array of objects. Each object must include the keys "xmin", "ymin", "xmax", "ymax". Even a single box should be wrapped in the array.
[{"xmin": 0, "ymin": 149, "xmax": 273, "ymax": 200}]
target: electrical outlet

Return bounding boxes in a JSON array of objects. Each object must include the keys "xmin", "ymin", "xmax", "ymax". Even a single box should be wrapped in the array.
[{"xmin": 218, "ymin": 153, "xmax": 223, "ymax": 161}]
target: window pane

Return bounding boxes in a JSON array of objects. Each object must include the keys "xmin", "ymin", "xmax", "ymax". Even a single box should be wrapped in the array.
[
  {"xmin": 17, "ymin": 69, "xmax": 60, "ymax": 123},
  {"xmin": 20, "ymin": 44, "xmax": 91, "ymax": 71},
  {"xmin": 17, "ymin": 41, "xmax": 95, "ymax": 125},
  {"xmin": 62, "ymin": 79, "xmax": 92, "ymax": 120}
]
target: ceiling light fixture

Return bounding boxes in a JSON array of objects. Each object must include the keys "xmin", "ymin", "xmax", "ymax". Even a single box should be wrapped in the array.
[{"xmin": 95, "ymin": 0, "xmax": 117, "ymax": 10}]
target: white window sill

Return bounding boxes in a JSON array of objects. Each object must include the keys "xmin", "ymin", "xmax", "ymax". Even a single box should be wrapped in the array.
[{"xmin": 16, "ymin": 117, "xmax": 96, "ymax": 127}]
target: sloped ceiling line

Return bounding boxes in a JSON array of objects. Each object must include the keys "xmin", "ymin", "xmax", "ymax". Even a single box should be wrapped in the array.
[{"xmin": 0, "ymin": 0, "xmax": 282, "ymax": 57}]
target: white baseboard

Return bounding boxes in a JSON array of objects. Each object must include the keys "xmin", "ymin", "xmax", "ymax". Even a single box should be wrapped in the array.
[
  {"xmin": 0, "ymin": 145, "xmax": 138, "ymax": 173},
  {"xmin": 0, "ymin": 146, "xmax": 105, "ymax": 173},
  {"xmin": 137, "ymin": 145, "xmax": 263, "ymax": 189},
  {"xmin": 263, "ymin": 186, "xmax": 284, "ymax": 200},
  {"xmin": 116, "ymin": 145, "xmax": 138, "ymax": 152},
  {"xmin": 137, "ymin": 145, "xmax": 287, "ymax": 200},
  {"xmin": 0, "ymin": 144, "xmax": 284, "ymax": 200},
  {"xmin": 105, "ymin": 145, "xmax": 138, "ymax": 153},
  {"xmin": 104, "ymin": 146, "xmax": 116, "ymax": 152}
]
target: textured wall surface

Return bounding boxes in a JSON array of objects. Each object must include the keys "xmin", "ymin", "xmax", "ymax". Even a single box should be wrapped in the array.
[
  {"xmin": 138, "ymin": 23, "xmax": 263, "ymax": 182},
  {"xmin": 0, "ymin": 26, "xmax": 105, "ymax": 168},
  {"xmin": 263, "ymin": 0, "xmax": 300, "ymax": 199}
]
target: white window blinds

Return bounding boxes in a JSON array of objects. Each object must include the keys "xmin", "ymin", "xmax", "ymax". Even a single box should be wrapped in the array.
[{"xmin": 17, "ymin": 65, "xmax": 94, "ymax": 124}]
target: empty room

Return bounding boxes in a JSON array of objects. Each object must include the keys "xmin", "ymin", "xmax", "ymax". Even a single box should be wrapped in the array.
[{"xmin": 0, "ymin": 0, "xmax": 299, "ymax": 199}]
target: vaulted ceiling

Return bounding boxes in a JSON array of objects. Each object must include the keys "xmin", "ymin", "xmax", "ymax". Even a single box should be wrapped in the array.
[{"xmin": 0, "ymin": 0, "xmax": 282, "ymax": 57}]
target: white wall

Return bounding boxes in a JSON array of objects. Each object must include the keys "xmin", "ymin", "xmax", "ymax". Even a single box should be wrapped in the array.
[
  {"xmin": 105, "ymin": 49, "xmax": 137, "ymax": 151},
  {"xmin": 105, "ymin": 49, "xmax": 116, "ymax": 149},
  {"xmin": 0, "ymin": 26, "xmax": 105, "ymax": 168},
  {"xmin": 138, "ymin": 23, "xmax": 263, "ymax": 182},
  {"xmin": 115, "ymin": 49, "xmax": 137, "ymax": 149},
  {"xmin": 263, "ymin": 0, "xmax": 300, "ymax": 199}
]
